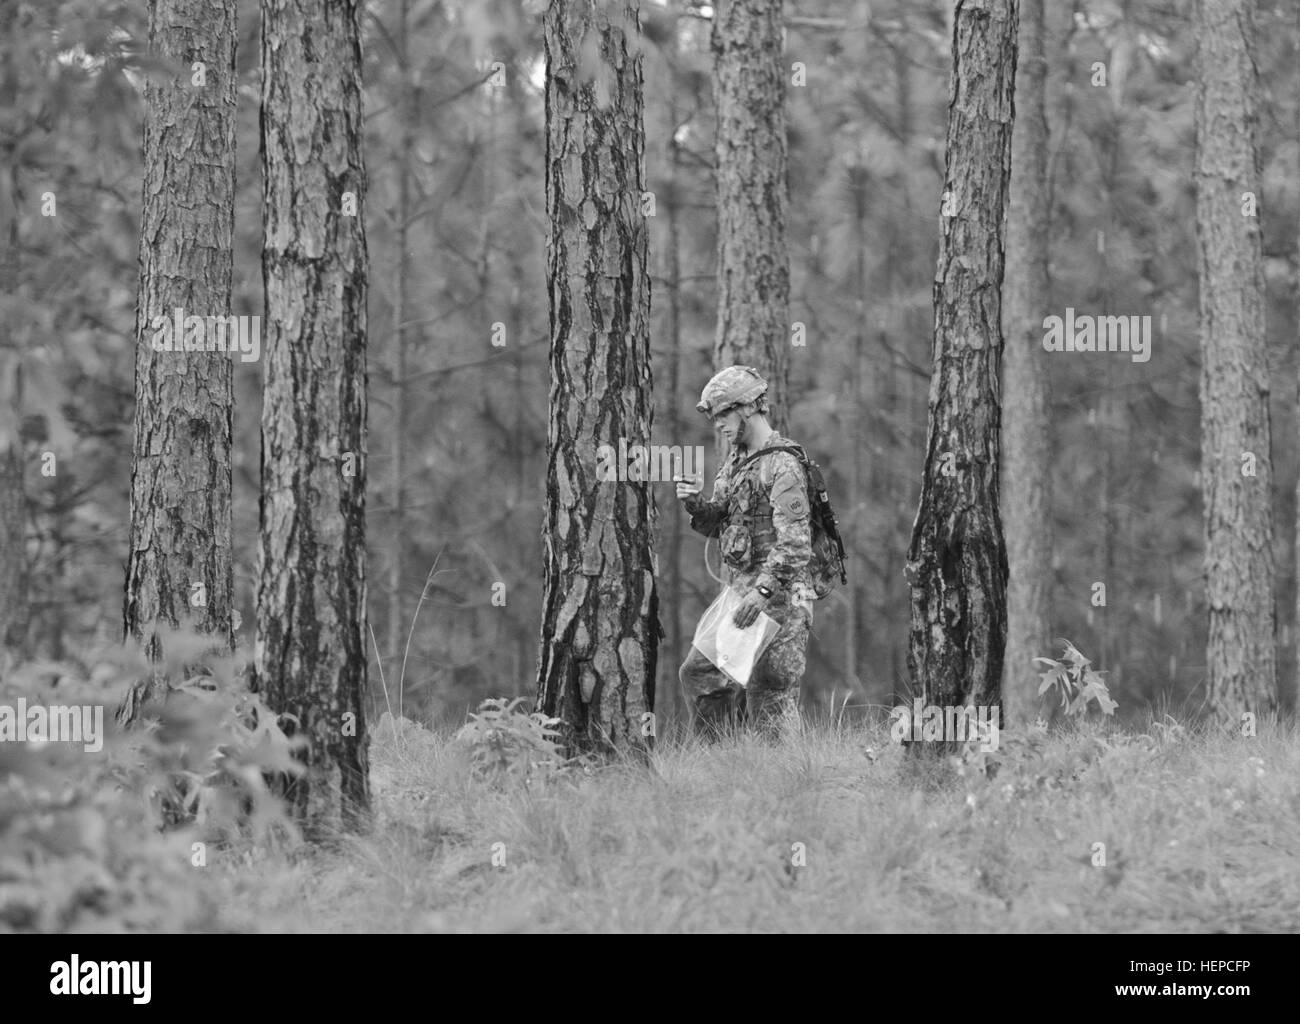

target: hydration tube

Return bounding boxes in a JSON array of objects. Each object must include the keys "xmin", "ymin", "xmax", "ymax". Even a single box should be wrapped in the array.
[{"xmin": 703, "ymin": 534, "xmax": 726, "ymax": 587}]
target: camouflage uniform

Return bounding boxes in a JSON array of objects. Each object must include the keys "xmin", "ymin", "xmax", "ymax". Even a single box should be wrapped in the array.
[{"xmin": 680, "ymin": 431, "xmax": 814, "ymax": 739}]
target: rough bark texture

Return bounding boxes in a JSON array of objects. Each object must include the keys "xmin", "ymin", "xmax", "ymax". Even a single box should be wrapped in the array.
[
  {"xmin": 664, "ymin": 86, "xmax": 685, "ymax": 731},
  {"xmin": 536, "ymin": 0, "xmax": 660, "ymax": 756},
  {"xmin": 255, "ymin": 0, "xmax": 371, "ymax": 834},
  {"xmin": 1294, "ymin": 3, "xmax": 1300, "ymax": 719},
  {"xmin": 1000, "ymin": 0, "xmax": 1052, "ymax": 721},
  {"xmin": 905, "ymin": 0, "xmax": 1017, "ymax": 750},
  {"xmin": 121, "ymin": 0, "xmax": 236, "ymax": 721},
  {"xmin": 711, "ymin": 0, "xmax": 789, "ymax": 433},
  {"xmin": 387, "ymin": 0, "xmax": 413, "ymax": 668},
  {"xmin": 1194, "ymin": 0, "xmax": 1275, "ymax": 718},
  {"xmin": 1, "ymin": 104, "xmax": 29, "ymax": 663},
  {"xmin": 846, "ymin": 181, "xmax": 865, "ymax": 691},
  {"xmin": 0, "ymin": 444, "xmax": 29, "ymax": 659}
]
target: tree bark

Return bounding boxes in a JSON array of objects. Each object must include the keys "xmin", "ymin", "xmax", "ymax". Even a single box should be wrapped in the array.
[
  {"xmin": 256, "ymin": 0, "xmax": 371, "ymax": 834},
  {"xmin": 1195, "ymin": 0, "xmax": 1275, "ymax": 719},
  {"xmin": 1, "ymin": 111, "xmax": 29, "ymax": 664},
  {"xmin": 1000, "ymin": 0, "xmax": 1052, "ymax": 722},
  {"xmin": 664, "ymin": 88, "xmax": 685, "ymax": 733},
  {"xmin": 121, "ymin": 0, "xmax": 237, "ymax": 722},
  {"xmin": 711, "ymin": 0, "xmax": 789, "ymax": 432},
  {"xmin": 890, "ymin": 40, "xmax": 914, "ymax": 708},
  {"xmin": 535, "ymin": 0, "xmax": 660, "ymax": 756},
  {"xmin": 0, "ymin": 443, "xmax": 29, "ymax": 660},
  {"xmin": 847, "ymin": 170, "xmax": 866, "ymax": 693},
  {"xmin": 905, "ymin": 0, "xmax": 1018, "ymax": 752},
  {"xmin": 1097, "ymin": 126, "xmax": 1122, "ymax": 697},
  {"xmin": 387, "ymin": 0, "xmax": 413, "ymax": 679},
  {"xmin": 1294, "ymin": 3, "xmax": 1300, "ymax": 720}
]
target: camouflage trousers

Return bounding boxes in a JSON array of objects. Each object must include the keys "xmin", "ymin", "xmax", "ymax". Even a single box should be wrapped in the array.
[{"xmin": 679, "ymin": 600, "xmax": 811, "ymax": 741}]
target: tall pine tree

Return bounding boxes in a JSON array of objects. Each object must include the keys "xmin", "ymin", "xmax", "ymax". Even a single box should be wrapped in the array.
[
  {"xmin": 535, "ymin": 0, "xmax": 660, "ymax": 755},
  {"xmin": 255, "ymin": 0, "xmax": 371, "ymax": 834},
  {"xmin": 905, "ymin": 0, "xmax": 1018, "ymax": 749},
  {"xmin": 1001, "ymin": 0, "xmax": 1052, "ymax": 721},
  {"xmin": 121, "ymin": 0, "xmax": 237, "ymax": 722},
  {"xmin": 1195, "ymin": 0, "xmax": 1275, "ymax": 719},
  {"xmin": 711, "ymin": 0, "xmax": 789, "ymax": 432}
]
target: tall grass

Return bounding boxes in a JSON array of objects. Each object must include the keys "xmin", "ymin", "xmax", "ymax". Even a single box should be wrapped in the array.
[{"xmin": 202, "ymin": 709, "xmax": 1300, "ymax": 933}]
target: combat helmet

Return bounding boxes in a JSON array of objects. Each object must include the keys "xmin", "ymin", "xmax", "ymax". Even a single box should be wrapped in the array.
[{"xmin": 696, "ymin": 365, "xmax": 768, "ymax": 418}]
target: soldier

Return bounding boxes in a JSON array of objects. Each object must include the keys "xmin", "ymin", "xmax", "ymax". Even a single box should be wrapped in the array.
[{"xmin": 676, "ymin": 366, "xmax": 814, "ymax": 740}]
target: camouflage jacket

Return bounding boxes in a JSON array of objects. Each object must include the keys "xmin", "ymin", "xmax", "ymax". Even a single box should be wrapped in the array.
[{"xmin": 684, "ymin": 431, "xmax": 814, "ymax": 611}]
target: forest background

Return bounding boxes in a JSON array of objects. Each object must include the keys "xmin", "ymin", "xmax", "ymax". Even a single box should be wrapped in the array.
[{"xmin": 4, "ymin": 0, "xmax": 1300, "ymax": 735}]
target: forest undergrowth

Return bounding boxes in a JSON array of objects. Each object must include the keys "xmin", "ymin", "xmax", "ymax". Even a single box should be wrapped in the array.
[{"xmin": 3, "ymin": 629, "xmax": 1295, "ymax": 933}]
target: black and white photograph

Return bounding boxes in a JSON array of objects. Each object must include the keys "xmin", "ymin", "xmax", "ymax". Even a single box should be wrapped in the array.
[{"xmin": 0, "ymin": 0, "xmax": 1296, "ymax": 975}]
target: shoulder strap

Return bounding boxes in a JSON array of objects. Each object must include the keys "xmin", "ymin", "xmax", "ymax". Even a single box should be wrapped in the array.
[
  {"xmin": 735, "ymin": 442, "xmax": 847, "ymax": 584},
  {"xmin": 733, "ymin": 443, "xmax": 847, "ymax": 584},
  {"xmin": 733, "ymin": 444, "xmax": 808, "ymax": 474}
]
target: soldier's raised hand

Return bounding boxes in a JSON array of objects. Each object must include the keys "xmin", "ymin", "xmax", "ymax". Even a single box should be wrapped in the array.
[{"xmin": 674, "ymin": 471, "xmax": 703, "ymax": 502}]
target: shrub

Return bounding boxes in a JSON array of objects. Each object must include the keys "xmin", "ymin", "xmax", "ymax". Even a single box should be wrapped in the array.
[
  {"xmin": 0, "ymin": 625, "xmax": 300, "ymax": 932},
  {"xmin": 1033, "ymin": 639, "xmax": 1119, "ymax": 718},
  {"xmin": 953, "ymin": 638, "xmax": 1119, "ymax": 790},
  {"xmin": 455, "ymin": 697, "xmax": 586, "ymax": 786}
]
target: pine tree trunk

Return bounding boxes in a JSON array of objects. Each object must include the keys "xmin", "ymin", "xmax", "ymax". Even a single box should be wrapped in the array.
[
  {"xmin": 120, "ymin": 0, "xmax": 237, "ymax": 722},
  {"xmin": 1, "ymin": 138, "xmax": 29, "ymax": 664},
  {"xmin": 664, "ymin": 89, "xmax": 685, "ymax": 733},
  {"xmin": 1001, "ymin": 0, "xmax": 1052, "ymax": 722},
  {"xmin": 711, "ymin": 0, "xmax": 789, "ymax": 432},
  {"xmin": 0, "ymin": 443, "xmax": 29, "ymax": 660},
  {"xmin": 847, "ymin": 189, "xmax": 865, "ymax": 692},
  {"xmin": 387, "ymin": 0, "xmax": 413, "ymax": 672},
  {"xmin": 536, "ymin": 0, "xmax": 659, "ymax": 756},
  {"xmin": 1294, "ymin": 3, "xmax": 1300, "ymax": 719},
  {"xmin": 1098, "ymin": 132, "xmax": 1122, "ymax": 695},
  {"xmin": 1195, "ymin": 0, "xmax": 1275, "ymax": 719},
  {"xmin": 889, "ymin": 44, "xmax": 914, "ymax": 709},
  {"xmin": 256, "ymin": 0, "xmax": 371, "ymax": 834},
  {"xmin": 905, "ymin": 0, "xmax": 1018, "ymax": 751}
]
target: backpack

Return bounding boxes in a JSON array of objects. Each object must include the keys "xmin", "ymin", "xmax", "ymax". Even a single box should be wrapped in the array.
[{"xmin": 733, "ymin": 443, "xmax": 848, "ymax": 600}]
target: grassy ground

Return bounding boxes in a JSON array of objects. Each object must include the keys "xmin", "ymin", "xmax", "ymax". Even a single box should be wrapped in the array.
[{"xmin": 205, "ymin": 710, "xmax": 1300, "ymax": 933}]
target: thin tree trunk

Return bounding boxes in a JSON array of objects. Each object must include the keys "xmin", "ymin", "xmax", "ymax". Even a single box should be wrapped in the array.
[
  {"xmin": 387, "ymin": 0, "xmax": 412, "ymax": 677},
  {"xmin": 121, "ymin": 0, "xmax": 237, "ymax": 722},
  {"xmin": 256, "ymin": 0, "xmax": 371, "ymax": 834},
  {"xmin": 1, "ymin": 139, "xmax": 29, "ymax": 664},
  {"xmin": 1098, "ymin": 126, "xmax": 1120, "ymax": 693},
  {"xmin": 711, "ymin": 0, "xmax": 789, "ymax": 433},
  {"xmin": 1294, "ymin": 4, "xmax": 1300, "ymax": 719},
  {"xmin": 0, "ymin": 443, "xmax": 28, "ymax": 660},
  {"xmin": 1000, "ymin": 0, "xmax": 1052, "ymax": 722},
  {"xmin": 507, "ymin": 67, "xmax": 529, "ymax": 702},
  {"xmin": 905, "ymin": 0, "xmax": 1018, "ymax": 752},
  {"xmin": 1195, "ymin": 0, "xmax": 1275, "ymax": 719},
  {"xmin": 846, "ymin": 178, "xmax": 865, "ymax": 692},
  {"xmin": 665, "ymin": 90, "xmax": 685, "ymax": 733},
  {"xmin": 535, "ymin": 0, "xmax": 659, "ymax": 756},
  {"xmin": 890, "ymin": 40, "xmax": 913, "ymax": 709}
]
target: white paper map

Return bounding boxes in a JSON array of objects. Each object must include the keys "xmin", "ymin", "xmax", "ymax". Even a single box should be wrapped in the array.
[{"xmin": 714, "ymin": 610, "xmax": 777, "ymax": 687}]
